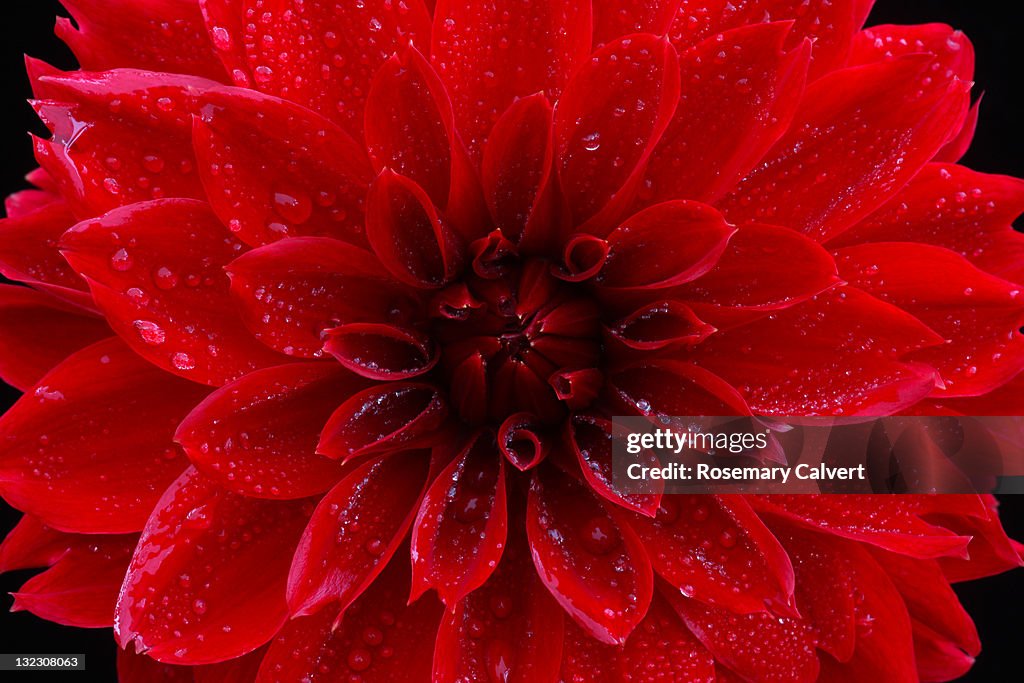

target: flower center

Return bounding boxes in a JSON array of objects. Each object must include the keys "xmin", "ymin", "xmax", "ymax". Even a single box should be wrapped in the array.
[{"xmin": 430, "ymin": 238, "xmax": 602, "ymax": 425}]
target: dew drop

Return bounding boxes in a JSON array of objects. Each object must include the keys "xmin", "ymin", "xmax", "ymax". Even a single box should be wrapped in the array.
[
  {"xmin": 110, "ymin": 248, "xmax": 133, "ymax": 272},
  {"xmin": 172, "ymin": 352, "xmax": 196, "ymax": 371}
]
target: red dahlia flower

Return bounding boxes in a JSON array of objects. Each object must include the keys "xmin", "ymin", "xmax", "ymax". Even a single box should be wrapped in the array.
[{"xmin": 0, "ymin": 0, "xmax": 1022, "ymax": 680}]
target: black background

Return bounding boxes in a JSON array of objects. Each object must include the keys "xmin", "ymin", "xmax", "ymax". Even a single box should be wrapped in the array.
[{"xmin": 0, "ymin": 2, "xmax": 1021, "ymax": 681}]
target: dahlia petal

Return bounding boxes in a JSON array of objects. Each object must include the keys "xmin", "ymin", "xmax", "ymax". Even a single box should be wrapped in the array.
[
  {"xmin": 366, "ymin": 170, "xmax": 464, "ymax": 289},
  {"xmin": 482, "ymin": 94, "xmax": 559, "ymax": 250},
  {"xmin": 935, "ymin": 97, "xmax": 981, "ymax": 163},
  {"xmin": 56, "ymin": 0, "xmax": 227, "ymax": 80},
  {"xmin": 0, "ymin": 338, "xmax": 208, "ymax": 533},
  {"xmin": 870, "ymin": 552, "xmax": 980, "ymax": 658},
  {"xmin": 431, "ymin": 0, "xmax": 592, "ymax": 159},
  {"xmin": 0, "ymin": 194, "xmax": 92, "ymax": 307},
  {"xmin": 848, "ymin": 23, "xmax": 974, "ymax": 84},
  {"xmin": 836, "ymin": 243, "xmax": 1024, "ymax": 397},
  {"xmin": 194, "ymin": 87, "xmax": 372, "ymax": 248},
  {"xmin": 526, "ymin": 466, "xmax": 654, "ymax": 645},
  {"xmin": 59, "ymin": 199, "xmax": 289, "ymax": 385},
  {"xmin": 718, "ymin": 54, "xmax": 970, "ymax": 242},
  {"xmin": 325, "ymin": 324, "xmax": 439, "ymax": 381},
  {"xmin": 834, "ymin": 163, "xmax": 1024, "ymax": 285},
  {"xmin": 567, "ymin": 413, "xmax": 662, "ymax": 516},
  {"xmin": 645, "ymin": 22, "xmax": 810, "ymax": 205},
  {"xmin": 689, "ymin": 288, "xmax": 943, "ymax": 415},
  {"xmin": 258, "ymin": 553, "xmax": 441, "ymax": 683},
  {"xmin": 593, "ymin": 0, "xmax": 681, "ymax": 47},
  {"xmin": 669, "ymin": 0, "xmax": 873, "ymax": 79},
  {"xmin": 610, "ymin": 300, "xmax": 714, "ymax": 349},
  {"xmin": 192, "ymin": 648, "xmax": 267, "ymax": 683},
  {"xmin": 608, "ymin": 360, "xmax": 750, "ymax": 416},
  {"xmin": 365, "ymin": 47, "xmax": 484, "ymax": 240},
  {"xmin": 752, "ymin": 495, "xmax": 971, "ymax": 559},
  {"xmin": 632, "ymin": 495, "xmax": 796, "ymax": 616},
  {"xmin": 558, "ymin": 234, "xmax": 610, "ymax": 283},
  {"xmin": 287, "ymin": 451, "xmax": 430, "ymax": 616},
  {"xmin": 548, "ymin": 369, "xmax": 604, "ymax": 411},
  {"xmin": 666, "ymin": 585, "xmax": 820, "ymax": 682},
  {"xmin": 117, "ymin": 649, "xmax": 194, "ymax": 683},
  {"xmin": 597, "ymin": 201, "xmax": 735, "ymax": 289},
  {"xmin": 200, "ymin": 0, "xmax": 431, "ymax": 138},
  {"xmin": 318, "ymin": 383, "xmax": 448, "ymax": 460},
  {"xmin": 911, "ymin": 622, "xmax": 976, "ymax": 683},
  {"xmin": 775, "ymin": 525, "xmax": 857, "ymax": 662},
  {"xmin": 929, "ymin": 496, "xmax": 1024, "ymax": 582},
  {"xmin": 810, "ymin": 544, "xmax": 917, "ymax": 683},
  {"xmin": 175, "ymin": 363, "xmax": 370, "ymax": 499},
  {"xmin": 226, "ymin": 237, "xmax": 416, "ymax": 358},
  {"xmin": 671, "ymin": 223, "xmax": 840, "ymax": 321},
  {"xmin": 32, "ymin": 68, "xmax": 215, "ymax": 216},
  {"xmin": 433, "ymin": 533, "xmax": 564, "ymax": 683},
  {"xmin": 116, "ymin": 467, "xmax": 311, "ymax": 664},
  {"xmin": 497, "ymin": 413, "xmax": 551, "ymax": 471},
  {"xmin": 555, "ymin": 34, "xmax": 681, "ymax": 233},
  {"xmin": 12, "ymin": 535, "xmax": 135, "ymax": 628},
  {"xmin": 924, "ymin": 374, "xmax": 1024, "ymax": 416},
  {"xmin": 0, "ymin": 285, "xmax": 109, "ymax": 390},
  {"xmin": 0, "ymin": 515, "xmax": 69, "ymax": 572},
  {"xmin": 411, "ymin": 432, "xmax": 507, "ymax": 606}
]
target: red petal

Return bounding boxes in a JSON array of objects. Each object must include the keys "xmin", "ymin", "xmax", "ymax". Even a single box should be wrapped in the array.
[
  {"xmin": 632, "ymin": 495, "xmax": 795, "ymax": 615},
  {"xmin": 116, "ymin": 467, "xmax": 311, "ymax": 664},
  {"xmin": 56, "ymin": 0, "xmax": 227, "ymax": 80},
  {"xmin": 834, "ymin": 163, "xmax": 1024, "ymax": 285},
  {"xmin": 0, "ymin": 515, "xmax": 70, "ymax": 572},
  {"xmin": 597, "ymin": 201, "xmax": 735, "ymax": 289},
  {"xmin": 286, "ymin": 451, "xmax": 430, "ymax": 616},
  {"xmin": 117, "ymin": 649, "xmax": 193, "ymax": 683},
  {"xmin": 32, "ymin": 67, "xmax": 215, "ymax": 216},
  {"xmin": 849, "ymin": 23, "xmax": 974, "ymax": 83},
  {"xmin": 226, "ymin": 236, "xmax": 417, "ymax": 359},
  {"xmin": 936, "ymin": 97, "xmax": 981, "ymax": 163},
  {"xmin": 433, "ymin": 532, "xmax": 565, "ymax": 683},
  {"xmin": 0, "ymin": 338, "xmax": 208, "ymax": 533},
  {"xmin": 930, "ymin": 496, "xmax": 1024, "ymax": 582},
  {"xmin": 258, "ymin": 553, "xmax": 441, "ymax": 683},
  {"xmin": 689, "ymin": 288, "xmax": 943, "ymax": 415},
  {"xmin": 608, "ymin": 360, "xmax": 750, "ymax": 416},
  {"xmin": 555, "ymin": 34, "xmax": 681, "ymax": 233},
  {"xmin": 318, "ymin": 383, "xmax": 448, "ymax": 460},
  {"xmin": 665, "ymin": 586, "xmax": 820, "ymax": 683},
  {"xmin": 718, "ymin": 54, "xmax": 969, "ymax": 242},
  {"xmin": 566, "ymin": 413, "xmax": 662, "ymax": 516},
  {"xmin": 482, "ymin": 94, "xmax": 559, "ymax": 250},
  {"xmin": 411, "ymin": 431, "xmax": 507, "ymax": 606},
  {"xmin": 60, "ymin": 199, "xmax": 289, "ymax": 385},
  {"xmin": 593, "ymin": 0, "xmax": 681, "ymax": 47},
  {"xmin": 431, "ymin": 0, "xmax": 591, "ymax": 159},
  {"xmin": 870, "ymin": 552, "xmax": 979, "ymax": 658},
  {"xmin": 526, "ymin": 466, "xmax": 653, "ymax": 645},
  {"xmin": 669, "ymin": 0, "xmax": 873, "ymax": 78},
  {"xmin": 12, "ymin": 535, "xmax": 135, "ymax": 628},
  {"xmin": 0, "ymin": 285, "xmax": 109, "ymax": 390},
  {"xmin": 610, "ymin": 300, "xmax": 714, "ymax": 349},
  {"xmin": 646, "ymin": 22, "xmax": 810, "ymax": 205},
  {"xmin": 193, "ymin": 648, "xmax": 267, "ymax": 683},
  {"xmin": 837, "ymin": 243, "xmax": 1024, "ymax": 397},
  {"xmin": 497, "ymin": 413, "xmax": 551, "ymax": 471},
  {"xmin": 325, "ymin": 324, "xmax": 439, "ymax": 381},
  {"xmin": 0, "ymin": 195, "xmax": 91, "ymax": 306},
  {"xmin": 773, "ymin": 524, "xmax": 857, "ymax": 662},
  {"xmin": 810, "ymin": 544, "xmax": 918, "ymax": 682},
  {"xmin": 365, "ymin": 47, "xmax": 484, "ymax": 241},
  {"xmin": 752, "ymin": 495, "xmax": 971, "ymax": 559},
  {"xmin": 910, "ymin": 623, "xmax": 976, "ymax": 683},
  {"xmin": 194, "ymin": 87, "xmax": 372, "ymax": 248},
  {"xmin": 175, "ymin": 363, "xmax": 370, "ymax": 499},
  {"xmin": 671, "ymin": 223, "xmax": 840, "ymax": 318},
  {"xmin": 200, "ymin": 0, "xmax": 432, "ymax": 139},
  {"xmin": 366, "ymin": 170, "xmax": 464, "ymax": 289},
  {"xmin": 622, "ymin": 593, "xmax": 717, "ymax": 683}
]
